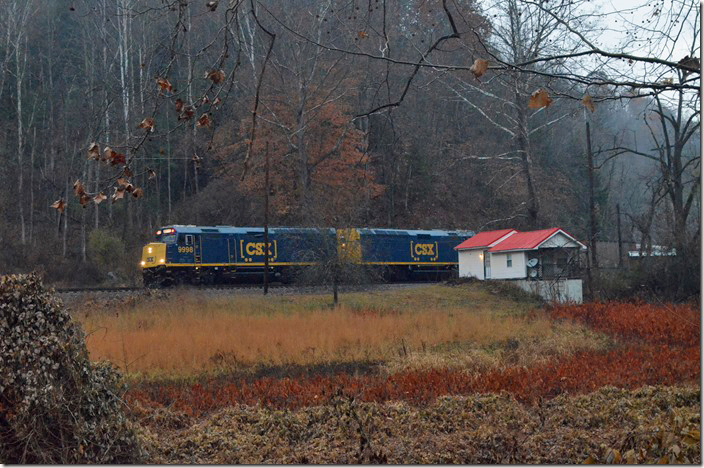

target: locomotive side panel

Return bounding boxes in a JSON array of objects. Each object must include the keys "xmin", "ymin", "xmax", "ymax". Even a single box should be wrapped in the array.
[
  {"xmin": 233, "ymin": 228, "xmax": 335, "ymax": 266},
  {"xmin": 358, "ymin": 231, "xmax": 411, "ymax": 264},
  {"xmin": 201, "ymin": 234, "xmax": 229, "ymax": 264},
  {"xmin": 357, "ymin": 230, "xmax": 458, "ymax": 266}
]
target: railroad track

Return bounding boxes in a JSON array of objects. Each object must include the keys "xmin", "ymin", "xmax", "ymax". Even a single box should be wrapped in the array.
[
  {"xmin": 55, "ymin": 281, "xmax": 433, "ymax": 297},
  {"xmin": 55, "ymin": 284, "xmax": 280, "ymax": 294},
  {"xmin": 56, "ymin": 286, "xmax": 143, "ymax": 293},
  {"xmin": 54, "ymin": 282, "xmax": 428, "ymax": 296}
]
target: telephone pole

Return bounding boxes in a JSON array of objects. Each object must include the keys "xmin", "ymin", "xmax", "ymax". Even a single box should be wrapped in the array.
[{"xmin": 263, "ymin": 142, "xmax": 270, "ymax": 295}]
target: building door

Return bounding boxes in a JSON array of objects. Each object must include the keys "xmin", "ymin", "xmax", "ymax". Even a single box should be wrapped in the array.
[{"xmin": 484, "ymin": 251, "xmax": 491, "ymax": 279}]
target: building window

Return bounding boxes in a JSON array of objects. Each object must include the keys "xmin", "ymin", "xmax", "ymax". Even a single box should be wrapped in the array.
[{"xmin": 506, "ymin": 253, "xmax": 512, "ymax": 268}]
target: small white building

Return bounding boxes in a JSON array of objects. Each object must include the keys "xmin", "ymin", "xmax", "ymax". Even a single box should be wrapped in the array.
[{"xmin": 455, "ymin": 227, "xmax": 587, "ymax": 303}]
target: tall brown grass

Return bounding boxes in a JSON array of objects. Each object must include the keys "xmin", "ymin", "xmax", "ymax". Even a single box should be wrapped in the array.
[{"xmin": 75, "ymin": 285, "xmax": 606, "ymax": 378}]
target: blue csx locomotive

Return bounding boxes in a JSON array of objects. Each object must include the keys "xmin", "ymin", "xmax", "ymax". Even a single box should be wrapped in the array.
[{"xmin": 140, "ymin": 225, "xmax": 475, "ymax": 287}]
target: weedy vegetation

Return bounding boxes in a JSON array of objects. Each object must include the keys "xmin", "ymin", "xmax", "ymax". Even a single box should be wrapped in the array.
[
  {"xmin": 74, "ymin": 284, "xmax": 604, "ymax": 379},
  {"xmin": 5, "ymin": 276, "xmax": 699, "ymax": 464}
]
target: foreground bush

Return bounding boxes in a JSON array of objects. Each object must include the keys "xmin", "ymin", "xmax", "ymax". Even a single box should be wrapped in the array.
[
  {"xmin": 133, "ymin": 386, "xmax": 700, "ymax": 464},
  {"xmin": 0, "ymin": 274, "xmax": 143, "ymax": 463}
]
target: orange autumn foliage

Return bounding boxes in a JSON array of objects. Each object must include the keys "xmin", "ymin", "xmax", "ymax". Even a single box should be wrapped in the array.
[{"xmin": 234, "ymin": 98, "xmax": 383, "ymax": 222}]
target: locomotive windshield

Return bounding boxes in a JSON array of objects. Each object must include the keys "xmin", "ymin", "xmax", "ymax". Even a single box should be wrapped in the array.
[
  {"xmin": 160, "ymin": 234, "xmax": 177, "ymax": 244},
  {"xmin": 155, "ymin": 228, "xmax": 177, "ymax": 244}
]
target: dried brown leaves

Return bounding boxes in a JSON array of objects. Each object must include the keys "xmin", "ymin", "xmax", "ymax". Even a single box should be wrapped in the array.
[
  {"xmin": 138, "ymin": 117, "xmax": 155, "ymax": 132},
  {"xmin": 470, "ymin": 58, "xmax": 488, "ymax": 79},
  {"xmin": 50, "ymin": 198, "xmax": 66, "ymax": 214},
  {"xmin": 205, "ymin": 69, "xmax": 225, "ymax": 85},
  {"xmin": 104, "ymin": 147, "xmax": 126, "ymax": 166},
  {"xmin": 87, "ymin": 142, "xmax": 100, "ymax": 160},
  {"xmin": 196, "ymin": 113, "xmax": 210, "ymax": 127},
  {"xmin": 156, "ymin": 77, "xmax": 172, "ymax": 92},
  {"xmin": 528, "ymin": 89, "xmax": 552, "ymax": 109}
]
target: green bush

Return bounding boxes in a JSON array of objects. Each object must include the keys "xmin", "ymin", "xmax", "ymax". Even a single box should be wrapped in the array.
[{"xmin": 88, "ymin": 229, "xmax": 126, "ymax": 271}]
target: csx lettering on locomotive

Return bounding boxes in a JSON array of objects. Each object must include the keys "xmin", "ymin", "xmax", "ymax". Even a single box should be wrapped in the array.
[
  {"xmin": 414, "ymin": 243, "xmax": 435, "ymax": 256},
  {"xmin": 242, "ymin": 241, "xmax": 278, "ymax": 259}
]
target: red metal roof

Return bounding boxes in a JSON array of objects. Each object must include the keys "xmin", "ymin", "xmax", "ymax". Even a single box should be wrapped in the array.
[
  {"xmin": 454, "ymin": 229, "xmax": 516, "ymax": 250},
  {"xmin": 488, "ymin": 227, "xmax": 561, "ymax": 252}
]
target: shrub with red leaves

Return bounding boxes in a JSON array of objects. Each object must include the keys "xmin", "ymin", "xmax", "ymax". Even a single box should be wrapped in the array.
[
  {"xmin": 127, "ymin": 344, "xmax": 699, "ymax": 416},
  {"xmin": 549, "ymin": 302, "xmax": 700, "ymax": 346}
]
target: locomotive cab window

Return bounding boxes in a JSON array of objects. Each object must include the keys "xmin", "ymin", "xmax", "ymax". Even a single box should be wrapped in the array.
[
  {"xmin": 160, "ymin": 233, "xmax": 177, "ymax": 244},
  {"xmin": 185, "ymin": 235, "xmax": 194, "ymax": 246}
]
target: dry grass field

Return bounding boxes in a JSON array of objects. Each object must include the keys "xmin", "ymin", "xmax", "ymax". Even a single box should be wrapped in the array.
[{"xmin": 73, "ymin": 284, "xmax": 608, "ymax": 379}]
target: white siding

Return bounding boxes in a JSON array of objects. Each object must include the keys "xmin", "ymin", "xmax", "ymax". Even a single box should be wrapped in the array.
[
  {"xmin": 489, "ymin": 251, "xmax": 527, "ymax": 279},
  {"xmin": 458, "ymin": 250, "xmax": 484, "ymax": 279},
  {"xmin": 541, "ymin": 232, "xmax": 580, "ymax": 248}
]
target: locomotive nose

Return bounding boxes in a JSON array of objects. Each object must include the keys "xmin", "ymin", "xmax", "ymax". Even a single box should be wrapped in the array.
[{"xmin": 141, "ymin": 242, "xmax": 166, "ymax": 268}]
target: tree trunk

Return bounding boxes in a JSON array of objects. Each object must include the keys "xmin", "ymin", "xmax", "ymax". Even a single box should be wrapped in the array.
[
  {"xmin": 29, "ymin": 127, "xmax": 36, "ymax": 245},
  {"xmin": 81, "ymin": 162, "xmax": 87, "ymax": 262},
  {"xmin": 118, "ymin": 0, "xmax": 131, "ymax": 238},
  {"xmin": 514, "ymin": 88, "xmax": 539, "ymax": 227},
  {"xmin": 167, "ymin": 105, "xmax": 172, "ymax": 221},
  {"xmin": 62, "ymin": 178, "xmax": 69, "ymax": 258},
  {"xmin": 16, "ymin": 33, "xmax": 26, "ymax": 245},
  {"xmin": 586, "ymin": 122, "xmax": 599, "ymax": 269},
  {"xmin": 101, "ymin": 0, "xmax": 110, "ymax": 226},
  {"xmin": 616, "ymin": 203, "xmax": 623, "ymax": 268}
]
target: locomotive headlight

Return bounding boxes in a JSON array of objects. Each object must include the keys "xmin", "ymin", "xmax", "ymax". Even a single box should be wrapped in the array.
[
  {"xmin": 140, "ymin": 261, "xmax": 146, "ymax": 266},
  {"xmin": 159, "ymin": 258, "xmax": 165, "ymax": 263},
  {"xmin": 148, "ymin": 247, "xmax": 152, "ymax": 253}
]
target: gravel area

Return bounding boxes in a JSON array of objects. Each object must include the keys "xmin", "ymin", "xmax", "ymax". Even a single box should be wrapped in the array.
[{"xmin": 56, "ymin": 282, "xmax": 429, "ymax": 306}]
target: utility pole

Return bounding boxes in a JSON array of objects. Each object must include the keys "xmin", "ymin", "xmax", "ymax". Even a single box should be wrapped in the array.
[
  {"xmin": 585, "ymin": 121, "xmax": 599, "ymax": 299},
  {"xmin": 263, "ymin": 141, "xmax": 270, "ymax": 295},
  {"xmin": 586, "ymin": 122, "xmax": 599, "ymax": 270}
]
